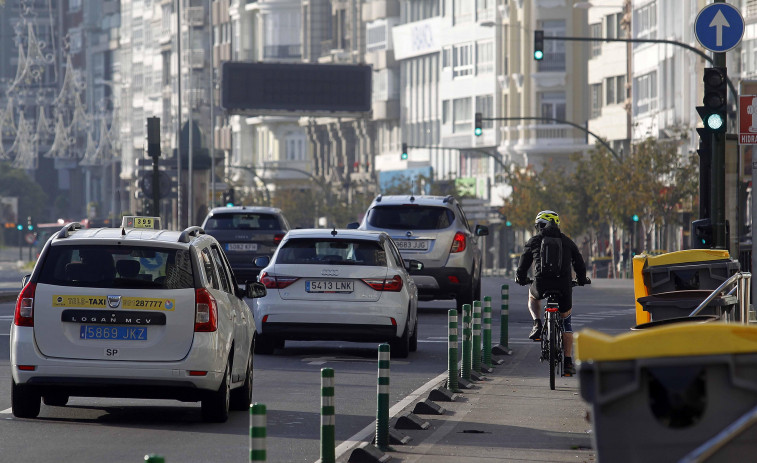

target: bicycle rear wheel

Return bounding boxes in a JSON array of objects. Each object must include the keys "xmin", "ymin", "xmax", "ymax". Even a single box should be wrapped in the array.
[{"xmin": 549, "ymin": 319, "xmax": 557, "ymax": 390}]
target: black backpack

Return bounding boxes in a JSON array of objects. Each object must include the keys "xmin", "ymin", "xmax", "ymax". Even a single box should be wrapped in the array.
[{"xmin": 539, "ymin": 235, "xmax": 563, "ymax": 278}]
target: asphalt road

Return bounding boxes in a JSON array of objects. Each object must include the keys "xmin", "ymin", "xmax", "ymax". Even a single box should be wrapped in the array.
[{"xmin": 0, "ymin": 276, "xmax": 636, "ymax": 463}]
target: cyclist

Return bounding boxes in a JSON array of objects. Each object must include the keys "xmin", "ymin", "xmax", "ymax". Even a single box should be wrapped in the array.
[{"xmin": 515, "ymin": 210, "xmax": 590, "ymax": 376}]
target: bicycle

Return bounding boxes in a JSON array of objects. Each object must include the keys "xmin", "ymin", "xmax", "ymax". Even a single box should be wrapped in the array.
[{"xmin": 523, "ymin": 279, "xmax": 584, "ymax": 390}]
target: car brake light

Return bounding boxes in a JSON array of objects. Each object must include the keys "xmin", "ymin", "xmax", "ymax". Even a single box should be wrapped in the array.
[
  {"xmin": 450, "ymin": 232, "xmax": 466, "ymax": 253},
  {"xmin": 274, "ymin": 233, "xmax": 285, "ymax": 245},
  {"xmin": 195, "ymin": 288, "xmax": 218, "ymax": 332},
  {"xmin": 14, "ymin": 282, "xmax": 36, "ymax": 327},
  {"xmin": 260, "ymin": 271, "xmax": 299, "ymax": 289},
  {"xmin": 361, "ymin": 275, "xmax": 403, "ymax": 292}
]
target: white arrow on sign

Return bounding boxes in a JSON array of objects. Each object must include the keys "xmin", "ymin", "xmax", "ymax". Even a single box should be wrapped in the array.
[{"xmin": 709, "ymin": 9, "xmax": 730, "ymax": 47}]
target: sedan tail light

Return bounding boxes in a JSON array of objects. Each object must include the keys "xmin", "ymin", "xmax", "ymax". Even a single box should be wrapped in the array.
[
  {"xmin": 273, "ymin": 233, "xmax": 285, "ymax": 245},
  {"xmin": 450, "ymin": 232, "xmax": 466, "ymax": 253},
  {"xmin": 14, "ymin": 282, "xmax": 36, "ymax": 327},
  {"xmin": 195, "ymin": 288, "xmax": 218, "ymax": 332},
  {"xmin": 260, "ymin": 271, "xmax": 299, "ymax": 289},
  {"xmin": 361, "ymin": 275, "xmax": 403, "ymax": 292}
]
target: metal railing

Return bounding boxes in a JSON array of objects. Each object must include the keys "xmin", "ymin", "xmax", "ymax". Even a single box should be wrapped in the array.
[{"xmin": 688, "ymin": 271, "xmax": 752, "ymax": 324}]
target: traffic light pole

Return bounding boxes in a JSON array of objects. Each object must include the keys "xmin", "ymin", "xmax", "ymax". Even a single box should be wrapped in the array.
[
  {"xmin": 712, "ymin": 51, "xmax": 727, "ymax": 249},
  {"xmin": 403, "ymin": 144, "xmax": 509, "ymax": 171}
]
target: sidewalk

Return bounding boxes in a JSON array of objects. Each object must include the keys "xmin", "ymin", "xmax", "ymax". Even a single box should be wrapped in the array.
[{"xmin": 349, "ymin": 350, "xmax": 595, "ymax": 463}]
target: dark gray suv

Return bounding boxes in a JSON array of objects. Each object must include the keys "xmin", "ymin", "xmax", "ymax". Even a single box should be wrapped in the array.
[
  {"xmin": 355, "ymin": 195, "xmax": 488, "ymax": 310},
  {"xmin": 201, "ymin": 206, "xmax": 290, "ymax": 283}
]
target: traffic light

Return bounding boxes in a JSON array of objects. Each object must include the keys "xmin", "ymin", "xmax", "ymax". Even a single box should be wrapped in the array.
[
  {"xmin": 223, "ymin": 189, "xmax": 235, "ymax": 207},
  {"xmin": 632, "ymin": 214, "xmax": 639, "ymax": 223},
  {"xmin": 534, "ymin": 30, "xmax": 544, "ymax": 60},
  {"xmin": 16, "ymin": 224, "xmax": 22, "ymax": 231},
  {"xmin": 401, "ymin": 143, "xmax": 408, "ymax": 160},
  {"xmin": 26, "ymin": 216, "xmax": 33, "ymax": 231},
  {"xmin": 474, "ymin": 112, "xmax": 483, "ymax": 136},
  {"xmin": 699, "ymin": 67, "xmax": 727, "ymax": 133},
  {"xmin": 691, "ymin": 218, "xmax": 714, "ymax": 248}
]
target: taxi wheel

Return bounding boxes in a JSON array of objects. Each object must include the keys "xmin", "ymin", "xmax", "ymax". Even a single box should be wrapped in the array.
[
  {"xmin": 390, "ymin": 321, "xmax": 410, "ymax": 359},
  {"xmin": 230, "ymin": 349, "xmax": 253, "ymax": 411},
  {"xmin": 12, "ymin": 380, "xmax": 40, "ymax": 419},
  {"xmin": 43, "ymin": 394, "xmax": 69, "ymax": 407},
  {"xmin": 201, "ymin": 361, "xmax": 231, "ymax": 423},
  {"xmin": 409, "ymin": 317, "xmax": 418, "ymax": 353}
]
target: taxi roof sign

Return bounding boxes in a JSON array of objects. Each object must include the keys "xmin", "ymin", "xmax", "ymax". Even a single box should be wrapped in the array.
[{"xmin": 121, "ymin": 216, "xmax": 162, "ymax": 230}]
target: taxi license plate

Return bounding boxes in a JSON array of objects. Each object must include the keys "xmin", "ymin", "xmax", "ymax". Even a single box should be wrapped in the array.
[
  {"xmin": 306, "ymin": 280, "xmax": 354, "ymax": 293},
  {"xmin": 227, "ymin": 243, "xmax": 258, "ymax": 251},
  {"xmin": 395, "ymin": 239, "xmax": 429, "ymax": 251},
  {"xmin": 80, "ymin": 325, "xmax": 147, "ymax": 341}
]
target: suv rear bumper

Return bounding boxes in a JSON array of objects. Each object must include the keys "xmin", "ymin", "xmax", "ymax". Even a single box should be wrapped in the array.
[{"xmin": 411, "ymin": 267, "xmax": 473, "ymax": 301}]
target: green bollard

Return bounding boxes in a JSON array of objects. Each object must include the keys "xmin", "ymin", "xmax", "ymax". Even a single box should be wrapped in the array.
[
  {"xmin": 461, "ymin": 303, "xmax": 472, "ymax": 381},
  {"xmin": 321, "ymin": 368, "xmax": 336, "ymax": 463},
  {"xmin": 250, "ymin": 403, "xmax": 266, "ymax": 462},
  {"xmin": 144, "ymin": 456, "xmax": 165, "ymax": 463},
  {"xmin": 472, "ymin": 300, "xmax": 482, "ymax": 373},
  {"xmin": 493, "ymin": 284, "xmax": 513, "ymax": 356},
  {"xmin": 483, "ymin": 296, "xmax": 492, "ymax": 368},
  {"xmin": 448, "ymin": 309, "xmax": 459, "ymax": 392},
  {"xmin": 375, "ymin": 343, "xmax": 391, "ymax": 451}
]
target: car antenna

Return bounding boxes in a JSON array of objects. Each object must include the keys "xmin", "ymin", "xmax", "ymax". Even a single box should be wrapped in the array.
[
  {"xmin": 121, "ymin": 227, "xmax": 126, "ymax": 236},
  {"xmin": 331, "ymin": 227, "xmax": 338, "ymax": 236}
]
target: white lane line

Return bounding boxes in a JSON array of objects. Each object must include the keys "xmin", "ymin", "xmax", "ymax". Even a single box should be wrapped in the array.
[
  {"xmin": 0, "ymin": 408, "xmax": 11, "ymax": 414},
  {"xmin": 332, "ymin": 371, "xmax": 448, "ymax": 461}
]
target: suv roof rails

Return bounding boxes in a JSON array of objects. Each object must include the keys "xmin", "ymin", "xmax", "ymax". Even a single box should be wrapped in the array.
[
  {"xmin": 178, "ymin": 226, "xmax": 206, "ymax": 243},
  {"xmin": 443, "ymin": 195, "xmax": 454, "ymax": 204},
  {"xmin": 56, "ymin": 222, "xmax": 82, "ymax": 239}
]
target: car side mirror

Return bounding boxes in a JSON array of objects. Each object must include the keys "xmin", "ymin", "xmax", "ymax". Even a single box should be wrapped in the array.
[
  {"xmin": 475, "ymin": 224, "xmax": 489, "ymax": 237},
  {"xmin": 404, "ymin": 259, "xmax": 424, "ymax": 272},
  {"xmin": 254, "ymin": 256, "xmax": 270, "ymax": 268},
  {"xmin": 346, "ymin": 222, "xmax": 360, "ymax": 229},
  {"xmin": 21, "ymin": 274, "xmax": 31, "ymax": 287},
  {"xmin": 245, "ymin": 282, "xmax": 267, "ymax": 299}
]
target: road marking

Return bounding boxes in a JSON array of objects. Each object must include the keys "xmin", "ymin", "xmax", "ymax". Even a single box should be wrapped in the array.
[
  {"xmin": 0, "ymin": 408, "xmax": 11, "ymax": 414},
  {"xmin": 333, "ymin": 370, "xmax": 448, "ymax": 461}
]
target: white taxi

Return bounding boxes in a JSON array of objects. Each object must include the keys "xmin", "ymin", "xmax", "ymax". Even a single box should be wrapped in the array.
[
  {"xmin": 10, "ymin": 217, "xmax": 266, "ymax": 422},
  {"xmin": 253, "ymin": 229, "xmax": 422, "ymax": 358}
]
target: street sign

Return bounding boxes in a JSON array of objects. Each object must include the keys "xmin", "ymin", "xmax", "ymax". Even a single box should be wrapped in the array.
[
  {"xmin": 24, "ymin": 232, "xmax": 36, "ymax": 245},
  {"xmin": 695, "ymin": 3, "xmax": 744, "ymax": 53},
  {"xmin": 739, "ymin": 95, "xmax": 757, "ymax": 145}
]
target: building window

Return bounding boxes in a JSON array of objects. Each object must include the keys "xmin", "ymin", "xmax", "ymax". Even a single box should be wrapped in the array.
[
  {"xmin": 442, "ymin": 47, "xmax": 452, "ymax": 69},
  {"xmin": 590, "ymin": 23, "xmax": 602, "ymax": 57},
  {"xmin": 476, "ymin": 41, "xmax": 493, "ymax": 74},
  {"xmin": 366, "ymin": 22, "xmax": 388, "ymax": 52},
  {"xmin": 604, "ymin": 77, "xmax": 615, "ymax": 105},
  {"xmin": 616, "ymin": 75, "xmax": 626, "ymax": 104},
  {"xmin": 634, "ymin": 71, "xmax": 657, "ymax": 115},
  {"xmin": 590, "ymin": 84, "xmax": 602, "ymax": 118},
  {"xmin": 634, "ymin": 1, "xmax": 657, "ymax": 44},
  {"xmin": 475, "ymin": 95, "xmax": 493, "ymax": 128},
  {"xmin": 452, "ymin": 97, "xmax": 472, "ymax": 133},
  {"xmin": 68, "ymin": 0, "xmax": 82, "ymax": 12},
  {"xmin": 539, "ymin": 92, "xmax": 566, "ymax": 123},
  {"xmin": 453, "ymin": 43, "xmax": 474, "ymax": 78},
  {"xmin": 537, "ymin": 20, "xmax": 566, "ymax": 72},
  {"xmin": 454, "ymin": 0, "xmax": 473, "ymax": 25},
  {"xmin": 285, "ymin": 133, "xmax": 307, "ymax": 161},
  {"xmin": 70, "ymin": 29, "xmax": 82, "ymax": 54}
]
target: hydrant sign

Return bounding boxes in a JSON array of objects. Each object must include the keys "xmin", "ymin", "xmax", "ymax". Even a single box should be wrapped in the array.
[{"xmin": 740, "ymin": 95, "xmax": 757, "ymax": 144}]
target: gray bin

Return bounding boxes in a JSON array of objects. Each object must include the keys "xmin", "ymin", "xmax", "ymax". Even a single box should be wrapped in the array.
[
  {"xmin": 642, "ymin": 259, "xmax": 739, "ymax": 294},
  {"xmin": 637, "ymin": 289, "xmax": 737, "ymax": 321},
  {"xmin": 579, "ymin": 353, "xmax": 757, "ymax": 462}
]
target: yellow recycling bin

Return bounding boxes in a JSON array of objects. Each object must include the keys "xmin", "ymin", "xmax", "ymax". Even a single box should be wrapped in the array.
[
  {"xmin": 632, "ymin": 249, "xmax": 738, "ymax": 325},
  {"xmin": 576, "ymin": 322, "xmax": 757, "ymax": 462}
]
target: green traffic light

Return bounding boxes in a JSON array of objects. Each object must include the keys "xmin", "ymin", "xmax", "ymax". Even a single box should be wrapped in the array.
[
  {"xmin": 506, "ymin": 220, "xmax": 512, "ymax": 227},
  {"xmin": 226, "ymin": 202, "xmax": 234, "ymax": 207},
  {"xmin": 401, "ymin": 152, "xmax": 408, "ymax": 160},
  {"xmin": 16, "ymin": 224, "xmax": 22, "ymax": 231},
  {"xmin": 632, "ymin": 214, "xmax": 639, "ymax": 222},
  {"xmin": 534, "ymin": 50, "xmax": 544, "ymax": 60},
  {"xmin": 706, "ymin": 113, "xmax": 724, "ymax": 130},
  {"xmin": 474, "ymin": 127, "xmax": 482, "ymax": 136}
]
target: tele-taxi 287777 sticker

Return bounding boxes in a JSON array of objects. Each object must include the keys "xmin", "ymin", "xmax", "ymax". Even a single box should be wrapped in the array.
[{"xmin": 52, "ymin": 295, "xmax": 175, "ymax": 311}]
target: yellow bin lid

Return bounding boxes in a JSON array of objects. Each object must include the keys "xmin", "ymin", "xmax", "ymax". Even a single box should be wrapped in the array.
[
  {"xmin": 575, "ymin": 323, "xmax": 757, "ymax": 363},
  {"xmin": 642, "ymin": 249, "xmax": 731, "ymax": 268}
]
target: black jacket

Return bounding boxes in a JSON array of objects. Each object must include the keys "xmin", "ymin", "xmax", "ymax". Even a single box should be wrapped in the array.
[{"xmin": 516, "ymin": 224, "xmax": 587, "ymax": 294}]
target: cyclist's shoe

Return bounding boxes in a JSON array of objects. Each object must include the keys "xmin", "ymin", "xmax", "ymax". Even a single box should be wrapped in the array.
[
  {"xmin": 528, "ymin": 320, "xmax": 542, "ymax": 341},
  {"xmin": 564, "ymin": 357, "xmax": 576, "ymax": 376}
]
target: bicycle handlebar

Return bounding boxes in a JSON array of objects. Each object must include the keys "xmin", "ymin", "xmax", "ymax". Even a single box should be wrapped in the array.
[{"xmin": 517, "ymin": 277, "xmax": 591, "ymax": 287}]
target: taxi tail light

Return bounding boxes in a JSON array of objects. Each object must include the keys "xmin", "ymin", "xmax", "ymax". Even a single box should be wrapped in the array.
[
  {"xmin": 362, "ymin": 275, "xmax": 403, "ymax": 292},
  {"xmin": 450, "ymin": 232, "xmax": 466, "ymax": 253},
  {"xmin": 273, "ymin": 233, "xmax": 285, "ymax": 245},
  {"xmin": 260, "ymin": 271, "xmax": 298, "ymax": 289},
  {"xmin": 195, "ymin": 288, "xmax": 218, "ymax": 332},
  {"xmin": 14, "ymin": 282, "xmax": 36, "ymax": 327}
]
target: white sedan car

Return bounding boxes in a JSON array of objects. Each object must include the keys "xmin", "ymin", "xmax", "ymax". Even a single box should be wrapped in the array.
[
  {"xmin": 11, "ymin": 217, "xmax": 266, "ymax": 422},
  {"xmin": 253, "ymin": 229, "xmax": 421, "ymax": 358}
]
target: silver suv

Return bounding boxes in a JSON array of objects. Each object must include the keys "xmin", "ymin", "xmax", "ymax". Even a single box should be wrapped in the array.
[{"xmin": 354, "ymin": 195, "xmax": 488, "ymax": 310}]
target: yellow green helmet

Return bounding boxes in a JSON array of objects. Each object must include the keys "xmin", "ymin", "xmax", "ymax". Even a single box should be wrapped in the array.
[{"xmin": 535, "ymin": 210, "xmax": 560, "ymax": 228}]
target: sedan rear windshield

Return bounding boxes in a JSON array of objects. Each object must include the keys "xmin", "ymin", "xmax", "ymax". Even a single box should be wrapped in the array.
[
  {"xmin": 276, "ymin": 239, "xmax": 386, "ymax": 266},
  {"xmin": 204, "ymin": 213, "xmax": 282, "ymax": 231},
  {"xmin": 37, "ymin": 245, "xmax": 194, "ymax": 289},
  {"xmin": 367, "ymin": 205, "xmax": 454, "ymax": 230}
]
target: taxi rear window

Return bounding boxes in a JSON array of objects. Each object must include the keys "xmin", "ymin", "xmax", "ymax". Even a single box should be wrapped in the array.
[
  {"xmin": 37, "ymin": 245, "xmax": 194, "ymax": 289},
  {"xmin": 203, "ymin": 213, "xmax": 282, "ymax": 231},
  {"xmin": 276, "ymin": 239, "xmax": 386, "ymax": 266}
]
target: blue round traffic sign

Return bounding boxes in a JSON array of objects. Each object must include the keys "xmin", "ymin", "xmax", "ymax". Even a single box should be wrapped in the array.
[{"xmin": 695, "ymin": 3, "xmax": 744, "ymax": 52}]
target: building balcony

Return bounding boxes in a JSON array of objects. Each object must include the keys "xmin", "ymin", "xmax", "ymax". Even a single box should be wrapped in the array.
[
  {"xmin": 362, "ymin": 0, "xmax": 400, "ymax": 22},
  {"xmin": 183, "ymin": 49, "xmax": 205, "ymax": 68},
  {"xmin": 186, "ymin": 6, "xmax": 205, "ymax": 27},
  {"xmin": 500, "ymin": 123, "xmax": 585, "ymax": 150},
  {"xmin": 263, "ymin": 44, "xmax": 302, "ymax": 60}
]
